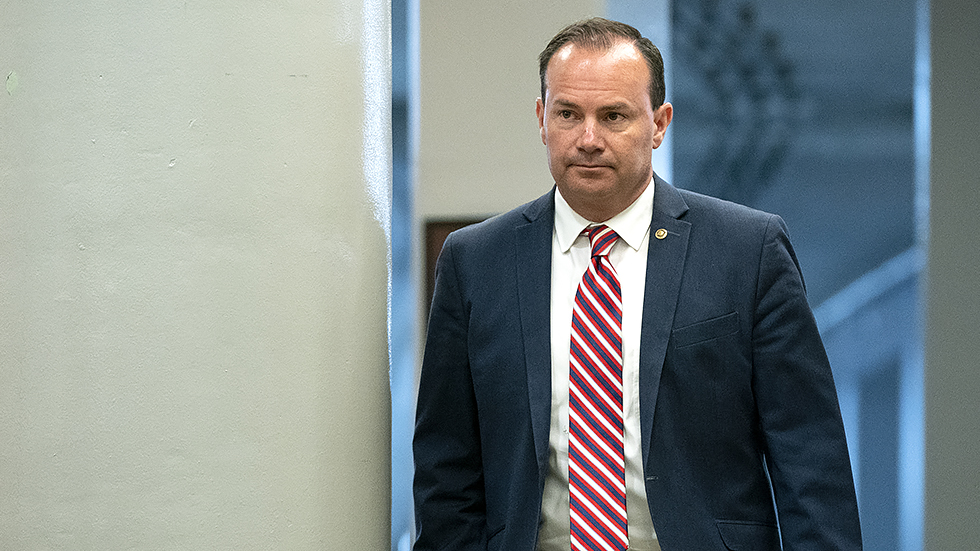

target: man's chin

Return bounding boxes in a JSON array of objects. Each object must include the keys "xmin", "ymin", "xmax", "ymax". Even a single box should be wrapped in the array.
[{"xmin": 556, "ymin": 180, "xmax": 618, "ymax": 205}]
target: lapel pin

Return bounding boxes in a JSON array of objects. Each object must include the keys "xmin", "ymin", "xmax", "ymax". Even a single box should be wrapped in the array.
[{"xmin": 655, "ymin": 228, "xmax": 668, "ymax": 240}]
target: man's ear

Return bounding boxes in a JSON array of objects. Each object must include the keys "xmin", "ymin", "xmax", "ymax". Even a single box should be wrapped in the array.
[
  {"xmin": 652, "ymin": 102, "xmax": 673, "ymax": 149},
  {"xmin": 536, "ymin": 97, "xmax": 547, "ymax": 145}
]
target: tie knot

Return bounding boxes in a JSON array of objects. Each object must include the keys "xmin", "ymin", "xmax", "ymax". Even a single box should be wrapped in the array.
[{"xmin": 585, "ymin": 224, "xmax": 618, "ymax": 258}]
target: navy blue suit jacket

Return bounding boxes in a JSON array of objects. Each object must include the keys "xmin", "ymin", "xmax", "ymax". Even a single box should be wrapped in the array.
[{"xmin": 413, "ymin": 176, "xmax": 862, "ymax": 550}]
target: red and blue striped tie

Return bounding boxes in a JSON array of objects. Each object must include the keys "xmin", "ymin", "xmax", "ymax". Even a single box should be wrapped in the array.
[{"xmin": 569, "ymin": 224, "xmax": 627, "ymax": 551}]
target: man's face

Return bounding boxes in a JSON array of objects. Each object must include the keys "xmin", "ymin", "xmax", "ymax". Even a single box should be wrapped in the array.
[{"xmin": 536, "ymin": 41, "xmax": 672, "ymax": 222}]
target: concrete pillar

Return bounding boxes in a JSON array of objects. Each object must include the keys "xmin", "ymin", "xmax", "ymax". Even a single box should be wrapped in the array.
[{"xmin": 0, "ymin": 1, "xmax": 390, "ymax": 548}]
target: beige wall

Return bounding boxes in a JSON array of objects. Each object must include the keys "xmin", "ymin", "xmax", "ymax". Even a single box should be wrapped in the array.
[
  {"xmin": 418, "ymin": 1, "xmax": 606, "ymax": 220},
  {"xmin": 0, "ymin": 2, "xmax": 390, "ymax": 549},
  {"xmin": 925, "ymin": 0, "xmax": 980, "ymax": 548}
]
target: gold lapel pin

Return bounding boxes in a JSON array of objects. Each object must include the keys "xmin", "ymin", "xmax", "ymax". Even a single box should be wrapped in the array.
[{"xmin": 655, "ymin": 228, "xmax": 668, "ymax": 240}]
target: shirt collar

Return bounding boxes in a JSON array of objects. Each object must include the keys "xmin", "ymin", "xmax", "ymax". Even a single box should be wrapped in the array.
[{"xmin": 554, "ymin": 179, "xmax": 655, "ymax": 253}]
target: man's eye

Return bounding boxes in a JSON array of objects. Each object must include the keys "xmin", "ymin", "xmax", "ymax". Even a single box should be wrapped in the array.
[
  {"xmin": 607, "ymin": 112, "xmax": 623, "ymax": 121},
  {"xmin": 558, "ymin": 110, "xmax": 573, "ymax": 119}
]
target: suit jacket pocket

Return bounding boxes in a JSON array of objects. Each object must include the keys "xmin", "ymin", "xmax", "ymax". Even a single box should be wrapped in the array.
[
  {"xmin": 672, "ymin": 312, "xmax": 739, "ymax": 348},
  {"xmin": 716, "ymin": 519, "xmax": 780, "ymax": 550}
]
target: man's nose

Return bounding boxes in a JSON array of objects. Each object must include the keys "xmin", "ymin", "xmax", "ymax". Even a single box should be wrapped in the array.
[{"xmin": 577, "ymin": 119, "xmax": 604, "ymax": 152}]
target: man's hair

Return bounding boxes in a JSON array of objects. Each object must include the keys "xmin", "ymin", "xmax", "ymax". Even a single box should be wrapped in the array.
[{"xmin": 538, "ymin": 17, "xmax": 665, "ymax": 108}]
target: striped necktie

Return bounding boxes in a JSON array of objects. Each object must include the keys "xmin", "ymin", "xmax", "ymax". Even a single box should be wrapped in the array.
[{"xmin": 569, "ymin": 224, "xmax": 627, "ymax": 551}]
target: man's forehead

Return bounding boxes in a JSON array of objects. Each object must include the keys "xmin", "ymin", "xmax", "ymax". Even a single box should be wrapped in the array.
[{"xmin": 553, "ymin": 39, "xmax": 641, "ymax": 66}]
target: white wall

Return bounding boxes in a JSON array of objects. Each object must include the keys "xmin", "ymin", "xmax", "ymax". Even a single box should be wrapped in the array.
[
  {"xmin": 418, "ymin": 1, "xmax": 606, "ymax": 220},
  {"xmin": 925, "ymin": 0, "xmax": 980, "ymax": 548},
  {"xmin": 0, "ymin": 2, "xmax": 390, "ymax": 548}
]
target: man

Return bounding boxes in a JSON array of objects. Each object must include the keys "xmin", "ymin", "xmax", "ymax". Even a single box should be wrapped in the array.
[{"xmin": 414, "ymin": 17, "xmax": 861, "ymax": 551}]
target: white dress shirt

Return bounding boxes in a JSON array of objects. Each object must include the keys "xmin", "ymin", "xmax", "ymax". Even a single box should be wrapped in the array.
[{"xmin": 537, "ymin": 181, "xmax": 660, "ymax": 551}]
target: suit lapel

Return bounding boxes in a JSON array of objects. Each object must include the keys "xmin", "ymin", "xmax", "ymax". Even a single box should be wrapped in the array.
[
  {"xmin": 639, "ymin": 176, "xmax": 691, "ymax": 469},
  {"xmin": 515, "ymin": 190, "xmax": 557, "ymax": 478}
]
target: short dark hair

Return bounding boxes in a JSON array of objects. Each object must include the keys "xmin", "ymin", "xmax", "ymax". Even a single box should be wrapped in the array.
[{"xmin": 538, "ymin": 17, "xmax": 665, "ymax": 108}]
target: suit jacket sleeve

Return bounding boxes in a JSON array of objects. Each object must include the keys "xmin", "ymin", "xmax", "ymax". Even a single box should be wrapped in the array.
[
  {"xmin": 413, "ymin": 231, "xmax": 487, "ymax": 551},
  {"xmin": 753, "ymin": 216, "xmax": 862, "ymax": 549}
]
